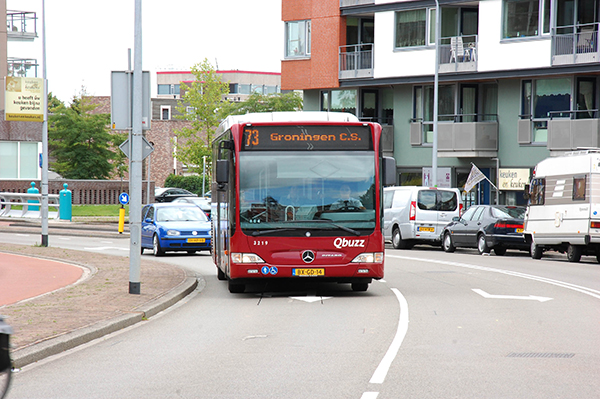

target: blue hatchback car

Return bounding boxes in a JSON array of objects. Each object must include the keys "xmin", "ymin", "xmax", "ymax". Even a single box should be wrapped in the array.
[{"xmin": 141, "ymin": 203, "xmax": 211, "ymax": 256}]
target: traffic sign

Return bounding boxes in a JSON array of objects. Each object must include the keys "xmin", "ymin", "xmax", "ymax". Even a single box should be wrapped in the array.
[
  {"xmin": 119, "ymin": 136, "xmax": 154, "ymax": 160},
  {"xmin": 119, "ymin": 192, "xmax": 130, "ymax": 205}
]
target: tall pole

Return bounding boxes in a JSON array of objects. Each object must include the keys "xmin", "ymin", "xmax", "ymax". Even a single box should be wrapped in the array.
[
  {"xmin": 40, "ymin": 0, "xmax": 49, "ymax": 246},
  {"xmin": 129, "ymin": 0, "xmax": 143, "ymax": 295},
  {"xmin": 431, "ymin": 0, "xmax": 440, "ymax": 188}
]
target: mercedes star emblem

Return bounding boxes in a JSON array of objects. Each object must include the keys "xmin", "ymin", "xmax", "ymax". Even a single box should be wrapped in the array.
[{"xmin": 302, "ymin": 250, "xmax": 315, "ymax": 263}]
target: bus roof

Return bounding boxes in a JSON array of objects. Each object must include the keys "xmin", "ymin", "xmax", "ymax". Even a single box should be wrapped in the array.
[{"xmin": 216, "ymin": 112, "xmax": 360, "ymax": 136}]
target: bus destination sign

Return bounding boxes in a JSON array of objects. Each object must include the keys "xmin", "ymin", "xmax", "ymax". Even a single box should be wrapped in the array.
[{"xmin": 241, "ymin": 125, "xmax": 373, "ymax": 151}]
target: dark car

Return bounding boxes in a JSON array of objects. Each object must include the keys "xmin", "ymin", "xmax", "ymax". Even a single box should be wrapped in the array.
[
  {"xmin": 441, "ymin": 205, "xmax": 528, "ymax": 256},
  {"xmin": 141, "ymin": 203, "xmax": 211, "ymax": 256},
  {"xmin": 172, "ymin": 196, "xmax": 211, "ymax": 218},
  {"xmin": 154, "ymin": 188, "xmax": 197, "ymax": 203}
]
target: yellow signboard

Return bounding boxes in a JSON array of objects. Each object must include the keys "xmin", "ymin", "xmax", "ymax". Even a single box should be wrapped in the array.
[
  {"xmin": 499, "ymin": 168, "xmax": 530, "ymax": 191},
  {"xmin": 4, "ymin": 76, "xmax": 44, "ymax": 122}
]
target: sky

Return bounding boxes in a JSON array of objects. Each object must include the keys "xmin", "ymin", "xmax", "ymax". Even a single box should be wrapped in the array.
[{"xmin": 8, "ymin": 0, "xmax": 284, "ymax": 103}]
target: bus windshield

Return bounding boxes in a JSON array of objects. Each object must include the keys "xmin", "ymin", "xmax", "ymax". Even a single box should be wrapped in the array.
[{"xmin": 239, "ymin": 151, "xmax": 376, "ymax": 235}]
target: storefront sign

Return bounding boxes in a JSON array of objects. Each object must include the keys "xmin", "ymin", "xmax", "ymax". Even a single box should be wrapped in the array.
[
  {"xmin": 499, "ymin": 168, "xmax": 530, "ymax": 191},
  {"xmin": 4, "ymin": 76, "xmax": 44, "ymax": 122}
]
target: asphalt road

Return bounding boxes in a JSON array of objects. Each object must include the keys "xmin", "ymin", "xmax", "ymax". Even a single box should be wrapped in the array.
[{"xmin": 4, "ymin": 230, "xmax": 599, "ymax": 398}]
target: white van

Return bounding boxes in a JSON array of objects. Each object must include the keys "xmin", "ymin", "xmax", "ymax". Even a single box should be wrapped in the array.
[
  {"xmin": 383, "ymin": 186, "xmax": 463, "ymax": 249},
  {"xmin": 524, "ymin": 150, "xmax": 600, "ymax": 262}
]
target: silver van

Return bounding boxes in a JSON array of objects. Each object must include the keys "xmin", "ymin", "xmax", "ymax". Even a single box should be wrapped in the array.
[{"xmin": 383, "ymin": 186, "xmax": 463, "ymax": 249}]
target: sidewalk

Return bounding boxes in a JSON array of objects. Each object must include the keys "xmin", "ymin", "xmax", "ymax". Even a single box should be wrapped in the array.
[{"xmin": 0, "ymin": 219, "xmax": 199, "ymax": 369}]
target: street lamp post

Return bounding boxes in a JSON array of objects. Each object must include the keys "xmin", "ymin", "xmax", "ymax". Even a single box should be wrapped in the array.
[{"xmin": 432, "ymin": 0, "xmax": 440, "ymax": 188}]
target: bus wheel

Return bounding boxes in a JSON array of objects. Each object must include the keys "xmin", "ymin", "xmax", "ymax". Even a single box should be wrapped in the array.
[
  {"xmin": 217, "ymin": 267, "xmax": 227, "ymax": 281},
  {"xmin": 392, "ymin": 227, "xmax": 409, "ymax": 249},
  {"xmin": 228, "ymin": 280, "xmax": 245, "ymax": 293},
  {"xmin": 351, "ymin": 283, "xmax": 369, "ymax": 292},
  {"xmin": 566, "ymin": 244, "xmax": 582, "ymax": 263}
]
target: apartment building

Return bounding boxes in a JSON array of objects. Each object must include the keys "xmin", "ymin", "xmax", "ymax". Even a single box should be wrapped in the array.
[
  {"xmin": 0, "ymin": 1, "xmax": 42, "ymax": 181},
  {"xmin": 281, "ymin": 0, "xmax": 599, "ymax": 205}
]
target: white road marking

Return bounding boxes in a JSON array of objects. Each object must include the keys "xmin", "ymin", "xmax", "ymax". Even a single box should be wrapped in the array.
[
  {"xmin": 83, "ymin": 246, "xmax": 129, "ymax": 252},
  {"xmin": 472, "ymin": 288, "xmax": 553, "ymax": 302},
  {"xmin": 361, "ymin": 392, "xmax": 379, "ymax": 399},
  {"xmin": 369, "ymin": 287, "xmax": 409, "ymax": 384},
  {"xmin": 387, "ymin": 254, "xmax": 600, "ymax": 300},
  {"xmin": 289, "ymin": 296, "xmax": 332, "ymax": 303}
]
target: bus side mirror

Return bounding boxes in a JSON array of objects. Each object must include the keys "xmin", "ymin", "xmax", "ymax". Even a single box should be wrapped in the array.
[
  {"xmin": 523, "ymin": 184, "xmax": 530, "ymax": 200},
  {"xmin": 382, "ymin": 157, "xmax": 396, "ymax": 186},
  {"xmin": 216, "ymin": 160, "xmax": 229, "ymax": 185}
]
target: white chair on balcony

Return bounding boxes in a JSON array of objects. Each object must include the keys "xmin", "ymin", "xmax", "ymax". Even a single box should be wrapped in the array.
[{"xmin": 449, "ymin": 36, "xmax": 467, "ymax": 63}]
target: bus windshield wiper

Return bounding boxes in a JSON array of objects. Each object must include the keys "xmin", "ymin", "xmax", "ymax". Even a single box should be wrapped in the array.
[
  {"xmin": 251, "ymin": 228, "xmax": 299, "ymax": 236},
  {"xmin": 309, "ymin": 220, "xmax": 361, "ymax": 236}
]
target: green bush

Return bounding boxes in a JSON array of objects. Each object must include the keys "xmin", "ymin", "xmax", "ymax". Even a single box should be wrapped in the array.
[{"xmin": 164, "ymin": 174, "xmax": 208, "ymax": 196}]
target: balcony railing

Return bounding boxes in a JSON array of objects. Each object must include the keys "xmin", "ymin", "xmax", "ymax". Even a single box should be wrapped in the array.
[
  {"xmin": 410, "ymin": 114, "xmax": 498, "ymax": 157},
  {"xmin": 339, "ymin": 44, "xmax": 373, "ymax": 79},
  {"xmin": 552, "ymin": 23, "xmax": 599, "ymax": 65},
  {"xmin": 6, "ymin": 10, "xmax": 37, "ymax": 41},
  {"xmin": 438, "ymin": 35, "xmax": 478, "ymax": 73},
  {"xmin": 7, "ymin": 58, "xmax": 39, "ymax": 77},
  {"xmin": 519, "ymin": 110, "xmax": 600, "ymax": 151}
]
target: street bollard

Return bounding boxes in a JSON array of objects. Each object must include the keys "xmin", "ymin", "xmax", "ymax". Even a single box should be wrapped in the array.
[
  {"xmin": 27, "ymin": 182, "xmax": 39, "ymax": 212},
  {"xmin": 59, "ymin": 183, "xmax": 72, "ymax": 221},
  {"xmin": 118, "ymin": 206, "xmax": 125, "ymax": 234}
]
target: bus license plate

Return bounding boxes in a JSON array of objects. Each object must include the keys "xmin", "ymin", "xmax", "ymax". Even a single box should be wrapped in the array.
[
  {"xmin": 418, "ymin": 226, "xmax": 434, "ymax": 232},
  {"xmin": 187, "ymin": 238, "xmax": 206, "ymax": 243},
  {"xmin": 516, "ymin": 228, "xmax": 524, "ymax": 233},
  {"xmin": 293, "ymin": 268, "xmax": 325, "ymax": 277}
]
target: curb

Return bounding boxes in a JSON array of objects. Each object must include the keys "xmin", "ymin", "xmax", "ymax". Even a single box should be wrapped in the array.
[{"xmin": 11, "ymin": 275, "xmax": 200, "ymax": 369}]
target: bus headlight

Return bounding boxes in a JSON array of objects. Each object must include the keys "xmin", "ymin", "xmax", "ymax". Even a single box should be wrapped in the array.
[
  {"xmin": 351, "ymin": 252, "xmax": 383, "ymax": 263},
  {"xmin": 231, "ymin": 253, "xmax": 265, "ymax": 263}
]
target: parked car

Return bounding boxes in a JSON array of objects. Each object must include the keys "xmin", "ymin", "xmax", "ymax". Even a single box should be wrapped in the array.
[
  {"xmin": 441, "ymin": 205, "xmax": 528, "ymax": 255},
  {"xmin": 383, "ymin": 186, "xmax": 463, "ymax": 249},
  {"xmin": 154, "ymin": 188, "xmax": 197, "ymax": 203},
  {"xmin": 141, "ymin": 203, "xmax": 211, "ymax": 256},
  {"xmin": 172, "ymin": 196, "xmax": 211, "ymax": 218}
]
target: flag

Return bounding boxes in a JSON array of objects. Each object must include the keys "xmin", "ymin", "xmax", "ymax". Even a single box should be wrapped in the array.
[{"xmin": 464, "ymin": 164, "xmax": 486, "ymax": 192}]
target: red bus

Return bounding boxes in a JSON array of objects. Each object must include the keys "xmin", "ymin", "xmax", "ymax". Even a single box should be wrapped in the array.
[{"xmin": 211, "ymin": 112, "xmax": 396, "ymax": 293}]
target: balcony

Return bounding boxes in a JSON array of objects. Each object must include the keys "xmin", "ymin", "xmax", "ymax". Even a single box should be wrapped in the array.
[
  {"xmin": 340, "ymin": 0, "xmax": 374, "ymax": 6},
  {"xmin": 7, "ymin": 58, "xmax": 39, "ymax": 77},
  {"xmin": 7, "ymin": 10, "xmax": 38, "ymax": 41},
  {"xmin": 552, "ymin": 24, "xmax": 599, "ymax": 66},
  {"xmin": 519, "ymin": 111, "xmax": 600, "ymax": 152},
  {"xmin": 410, "ymin": 114, "xmax": 498, "ymax": 158},
  {"xmin": 339, "ymin": 44, "xmax": 373, "ymax": 80},
  {"xmin": 438, "ymin": 35, "xmax": 478, "ymax": 73}
]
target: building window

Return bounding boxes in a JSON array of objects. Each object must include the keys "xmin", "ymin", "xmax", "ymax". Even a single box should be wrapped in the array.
[
  {"xmin": 502, "ymin": 0, "xmax": 551, "ymax": 39},
  {"xmin": 161, "ymin": 106, "xmax": 171, "ymax": 120},
  {"xmin": 157, "ymin": 84, "xmax": 180, "ymax": 96},
  {"xmin": 521, "ymin": 77, "xmax": 572, "ymax": 143},
  {"xmin": 0, "ymin": 141, "xmax": 39, "ymax": 179},
  {"xmin": 413, "ymin": 85, "xmax": 456, "ymax": 144},
  {"xmin": 285, "ymin": 20, "xmax": 311, "ymax": 58},
  {"xmin": 320, "ymin": 89, "xmax": 357, "ymax": 115},
  {"xmin": 395, "ymin": 9, "xmax": 427, "ymax": 48}
]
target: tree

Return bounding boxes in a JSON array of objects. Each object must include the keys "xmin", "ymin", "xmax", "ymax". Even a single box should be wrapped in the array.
[
  {"xmin": 221, "ymin": 91, "xmax": 303, "ymax": 115},
  {"xmin": 174, "ymin": 59, "xmax": 230, "ymax": 174},
  {"xmin": 48, "ymin": 92, "xmax": 117, "ymax": 179}
]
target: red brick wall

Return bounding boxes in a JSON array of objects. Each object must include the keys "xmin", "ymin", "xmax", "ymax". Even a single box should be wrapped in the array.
[{"xmin": 281, "ymin": 0, "xmax": 342, "ymax": 91}]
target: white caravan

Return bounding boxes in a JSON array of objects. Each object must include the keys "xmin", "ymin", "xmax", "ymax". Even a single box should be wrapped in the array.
[{"xmin": 524, "ymin": 150, "xmax": 600, "ymax": 262}]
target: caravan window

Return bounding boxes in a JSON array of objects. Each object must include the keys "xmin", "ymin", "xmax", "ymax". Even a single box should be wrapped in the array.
[
  {"xmin": 573, "ymin": 176, "xmax": 586, "ymax": 201},
  {"xmin": 529, "ymin": 178, "xmax": 545, "ymax": 205}
]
